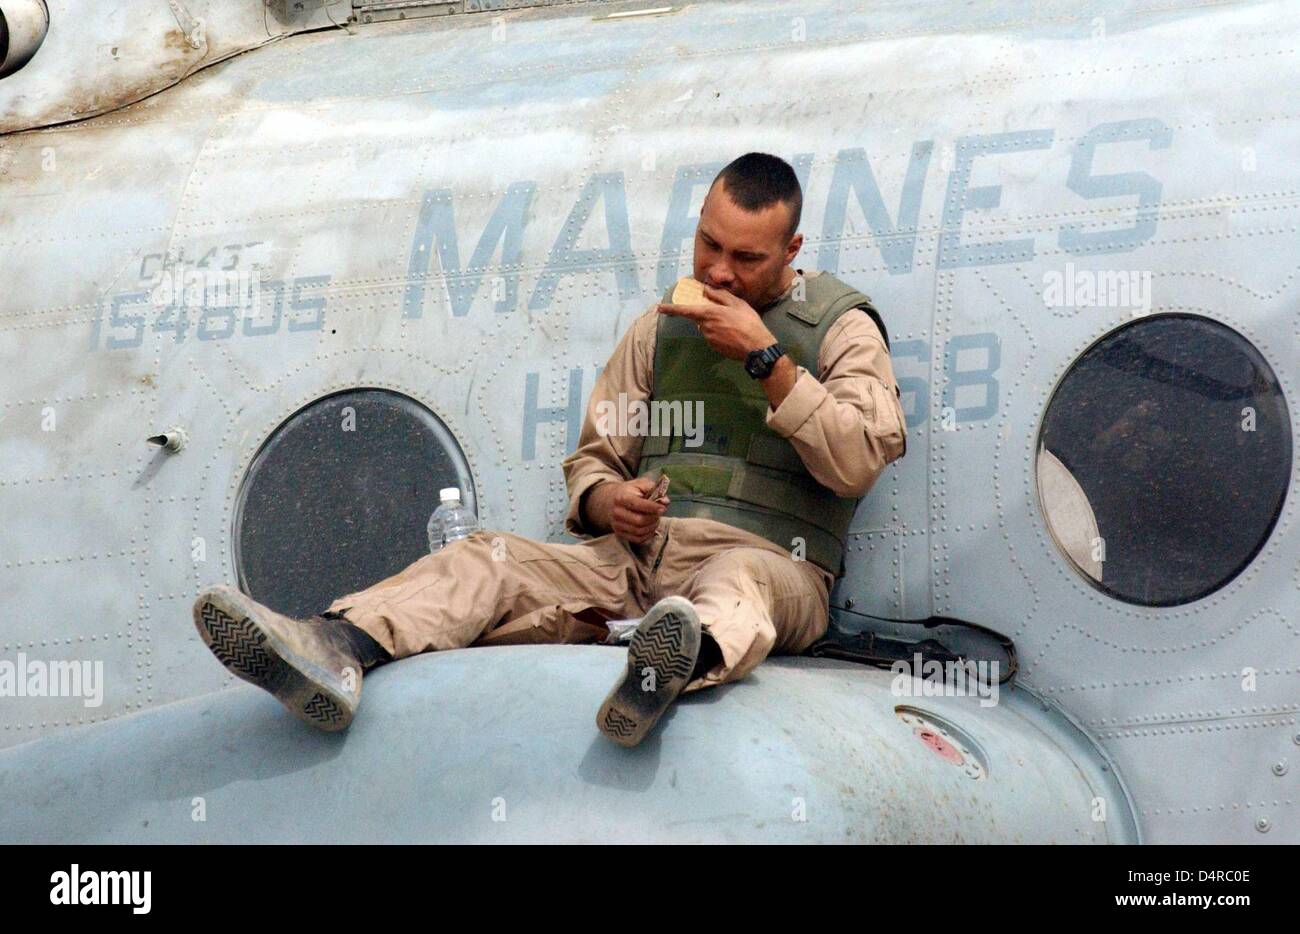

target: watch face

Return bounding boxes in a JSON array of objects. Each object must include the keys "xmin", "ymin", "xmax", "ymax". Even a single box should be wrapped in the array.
[{"xmin": 746, "ymin": 349, "xmax": 772, "ymax": 378}]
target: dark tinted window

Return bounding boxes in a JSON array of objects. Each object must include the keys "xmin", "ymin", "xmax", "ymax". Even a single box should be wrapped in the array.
[
  {"xmin": 1038, "ymin": 314, "xmax": 1290, "ymax": 606},
  {"xmin": 235, "ymin": 389, "xmax": 474, "ymax": 618}
]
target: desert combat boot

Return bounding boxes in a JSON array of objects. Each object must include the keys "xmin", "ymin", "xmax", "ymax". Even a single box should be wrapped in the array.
[{"xmin": 193, "ymin": 585, "xmax": 389, "ymax": 731}]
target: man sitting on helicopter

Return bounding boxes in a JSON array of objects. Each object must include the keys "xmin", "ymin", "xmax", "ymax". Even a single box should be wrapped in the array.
[{"xmin": 192, "ymin": 151, "xmax": 908, "ymax": 747}]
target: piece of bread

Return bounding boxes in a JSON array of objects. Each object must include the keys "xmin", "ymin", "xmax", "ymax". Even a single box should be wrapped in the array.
[{"xmin": 671, "ymin": 277, "xmax": 707, "ymax": 305}]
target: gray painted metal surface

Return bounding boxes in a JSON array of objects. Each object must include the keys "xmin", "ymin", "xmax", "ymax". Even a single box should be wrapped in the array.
[
  {"xmin": 0, "ymin": 647, "xmax": 1138, "ymax": 843},
  {"xmin": 0, "ymin": 0, "xmax": 1297, "ymax": 843},
  {"xmin": 0, "ymin": 0, "xmax": 343, "ymax": 132}
]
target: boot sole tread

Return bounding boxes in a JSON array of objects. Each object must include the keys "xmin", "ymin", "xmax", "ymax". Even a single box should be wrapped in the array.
[
  {"xmin": 194, "ymin": 591, "xmax": 354, "ymax": 732},
  {"xmin": 596, "ymin": 597, "xmax": 700, "ymax": 748}
]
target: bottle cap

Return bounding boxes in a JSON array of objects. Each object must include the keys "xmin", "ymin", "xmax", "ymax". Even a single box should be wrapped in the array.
[{"xmin": 439, "ymin": 487, "xmax": 461, "ymax": 503}]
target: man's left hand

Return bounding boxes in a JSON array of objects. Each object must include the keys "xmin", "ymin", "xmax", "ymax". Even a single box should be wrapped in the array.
[{"xmin": 656, "ymin": 284, "xmax": 777, "ymax": 361}]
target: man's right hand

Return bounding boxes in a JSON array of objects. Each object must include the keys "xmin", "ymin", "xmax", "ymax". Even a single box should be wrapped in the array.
[{"xmin": 583, "ymin": 477, "xmax": 669, "ymax": 545}]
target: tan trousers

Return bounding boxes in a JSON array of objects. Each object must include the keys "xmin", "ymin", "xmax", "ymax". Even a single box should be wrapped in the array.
[{"xmin": 326, "ymin": 517, "xmax": 832, "ymax": 691}]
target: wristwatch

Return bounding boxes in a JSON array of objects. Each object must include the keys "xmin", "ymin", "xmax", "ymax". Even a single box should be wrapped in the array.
[{"xmin": 744, "ymin": 343, "xmax": 785, "ymax": 379}]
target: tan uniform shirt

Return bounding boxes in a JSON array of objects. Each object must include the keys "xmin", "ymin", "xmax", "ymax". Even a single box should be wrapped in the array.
[{"xmin": 561, "ymin": 269, "xmax": 908, "ymax": 584}]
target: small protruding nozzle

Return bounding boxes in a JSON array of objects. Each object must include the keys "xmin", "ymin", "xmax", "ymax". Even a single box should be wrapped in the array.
[{"xmin": 147, "ymin": 427, "xmax": 188, "ymax": 453}]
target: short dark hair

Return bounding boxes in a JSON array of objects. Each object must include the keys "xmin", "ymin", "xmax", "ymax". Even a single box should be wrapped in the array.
[{"xmin": 711, "ymin": 152, "xmax": 802, "ymax": 241}]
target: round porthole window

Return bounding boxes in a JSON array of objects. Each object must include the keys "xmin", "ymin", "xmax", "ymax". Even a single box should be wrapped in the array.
[
  {"xmin": 1037, "ymin": 314, "xmax": 1290, "ymax": 607},
  {"xmin": 234, "ymin": 389, "xmax": 474, "ymax": 619}
]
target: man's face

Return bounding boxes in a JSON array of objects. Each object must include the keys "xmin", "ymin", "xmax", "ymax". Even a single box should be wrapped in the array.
[{"xmin": 693, "ymin": 180, "xmax": 801, "ymax": 310}]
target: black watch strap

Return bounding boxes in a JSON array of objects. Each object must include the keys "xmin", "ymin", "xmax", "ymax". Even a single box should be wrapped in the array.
[{"xmin": 745, "ymin": 343, "xmax": 785, "ymax": 379}]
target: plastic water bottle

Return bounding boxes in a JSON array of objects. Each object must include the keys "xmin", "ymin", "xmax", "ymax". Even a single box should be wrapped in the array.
[{"xmin": 428, "ymin": 487, "xmax": 477, "ymax": 552}]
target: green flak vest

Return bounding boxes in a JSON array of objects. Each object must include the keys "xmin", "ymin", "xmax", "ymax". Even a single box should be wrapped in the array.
[{"xmin": 636, "ymin": 270, "xmax": 888, "ymax": 577}]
